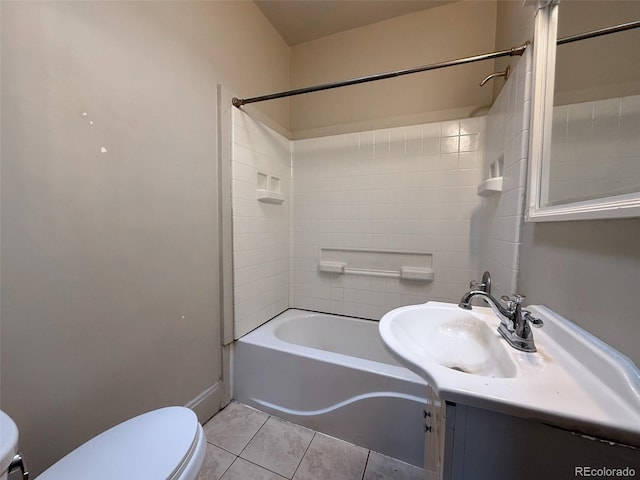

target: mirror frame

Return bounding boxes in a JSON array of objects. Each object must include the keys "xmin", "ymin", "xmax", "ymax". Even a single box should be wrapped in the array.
[{"xmin": 526, "ymin": 2, "xmax": 640, "ymax": 222}]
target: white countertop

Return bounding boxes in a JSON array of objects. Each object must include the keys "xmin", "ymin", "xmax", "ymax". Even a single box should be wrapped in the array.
[{"xmin": 379, "ymin": 302, "xmax": 640, "ymax": 447}]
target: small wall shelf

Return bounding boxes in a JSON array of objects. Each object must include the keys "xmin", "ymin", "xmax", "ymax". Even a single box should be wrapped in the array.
[
  {"xmin": 257, "ymin": 189, "xmax": 285, "ymax": 204},
  {"xmin": 478, "ymin": 155, "xmax": 504, "ymax": 197},
  {"xmin": 256, "ymin": 172, "xmax": 284, "ymax": 204},
  {"xmin": 477, "ymin": 176, "xmax": 503, "ymax": 197}
]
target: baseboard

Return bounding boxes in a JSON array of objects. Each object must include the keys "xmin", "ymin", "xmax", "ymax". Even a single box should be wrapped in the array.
[{"xmin": 185, "ymin": 381, "xmax": 224, "ymax": 424}]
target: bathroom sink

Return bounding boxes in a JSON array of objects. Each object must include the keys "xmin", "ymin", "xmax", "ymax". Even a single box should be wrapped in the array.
[
  {"xmin": 379, "ymin": 301, "xmax": 640, "ymax": 448},
  {"xmin": 383, "ymin": 305, "xmax": 516, "ymax": 378}
]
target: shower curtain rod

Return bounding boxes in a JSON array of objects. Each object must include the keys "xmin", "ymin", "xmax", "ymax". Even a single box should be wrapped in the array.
[
  {"xmin": 557, "ymin": 19, "xmax": 640, "ymax": 46},
  {"xmin": 232, "ymin": 43, "xmax": 528, "ymax": 108},
  {"xmin": 231, "ymin": 20, "xmax": 640, "ymax": 108}
]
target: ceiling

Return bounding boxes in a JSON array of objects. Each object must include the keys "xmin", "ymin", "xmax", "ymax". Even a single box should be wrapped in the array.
[{"xmin": 254, "ymin": 0, "xmax": 460, "ymax": 46}]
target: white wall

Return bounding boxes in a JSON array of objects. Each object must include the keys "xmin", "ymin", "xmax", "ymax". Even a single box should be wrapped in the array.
[
  {"xmin": 231, "ymin": 109, "xmax": 291, "ymax": 337},
  {"xmin": 290, "ymin": 119, "xmax": 485, "ymax": 319},
  {"xmin": 476, "ymin": 48, "xmax": 533, "ymax": 298}
]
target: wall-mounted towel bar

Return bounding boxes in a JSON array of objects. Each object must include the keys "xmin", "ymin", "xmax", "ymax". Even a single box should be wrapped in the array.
[
  {"xmin": 317, "ymin": 251, "xmax": 434, "ymax": 282},
  {"xmin": 344, "ymin": 267, "xmax": 402, "ymax": 279}
]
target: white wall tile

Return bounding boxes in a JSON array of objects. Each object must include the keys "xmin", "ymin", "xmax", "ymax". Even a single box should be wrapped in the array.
[
  {"xmin": 476, "ymin": 48, "xmax": 533, "ymax": 298},
  {"xmin": 440, "ymin": 136, "xmax": 459, "ymax": 154},
  {"xmin": 290, "ymin": 117, "xmax": 486, "ymax": 320},
  {"xmin": 232, "ymin": 54, "xmax": 546, "ymax": 324},
  {"xmin": 441, "ymin": 120, "xmax": 460, "ymax": 137},
  {"xmin": 459, "ymin": 135, "xmax": 479, "ymax": 152},
  {"xmin": 232, "ymin": 108, "xmax": 290, "ymax": 338}
]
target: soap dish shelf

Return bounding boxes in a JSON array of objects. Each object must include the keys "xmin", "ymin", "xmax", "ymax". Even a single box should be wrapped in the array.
[
  {"xmin": 477, "ymin": 176, "xmax": 503, "ymax": 197},
  {"xmin": 257, "ymin": 189, "xmax": 285, "ymax": 204}
]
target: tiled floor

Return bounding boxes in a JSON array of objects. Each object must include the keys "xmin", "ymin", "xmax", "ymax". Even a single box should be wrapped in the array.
[{"xmin": 198, "ymin": 401, "xmax": 425, "ymax": 480}]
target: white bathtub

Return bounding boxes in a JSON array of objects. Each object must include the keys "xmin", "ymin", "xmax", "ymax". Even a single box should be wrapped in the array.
[{"xmin": 233, "ymin": 309, "xmax": 428, "ymax": 467}]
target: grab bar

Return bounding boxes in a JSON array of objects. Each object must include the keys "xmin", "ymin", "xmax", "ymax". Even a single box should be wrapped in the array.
[
  {"xmin": 343, "ymin": 267, "xmax": 401, "ymax": 279},
  {"xmin": 318, "ymin": 261, "xmax": 434, "ymax": 281}
]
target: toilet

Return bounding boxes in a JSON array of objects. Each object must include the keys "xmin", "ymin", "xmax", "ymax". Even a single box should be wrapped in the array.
[{"xmin": 1, "ymin": 407, "xmax": 205, "ymax": 480}]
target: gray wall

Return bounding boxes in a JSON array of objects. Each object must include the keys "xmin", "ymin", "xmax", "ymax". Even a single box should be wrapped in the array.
[
  {"xmin": 0, "ymin": 1, "xmax": 288, "ymax": 476},
  {"xmin": 519, "ymin": 220, "xmax": 640, "ymax": 367}
]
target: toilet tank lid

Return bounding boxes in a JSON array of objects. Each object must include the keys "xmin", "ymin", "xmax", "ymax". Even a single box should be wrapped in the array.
[
  {"xmin": 0, "ymin": 411, "xmax": 19, "ymax": 475},
  {"xmin": 37, "ymin": 406, "xmax": 200, "ymax": 480}
]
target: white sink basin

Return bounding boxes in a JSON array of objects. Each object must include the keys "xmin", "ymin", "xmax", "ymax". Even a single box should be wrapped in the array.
[
  {"xmin": 379, "ymin": 301, "xmax": 640, "ymax": 447},
  {"xmin": 385, "ymin": 306, "xmax": 516, "ymax": 378}
]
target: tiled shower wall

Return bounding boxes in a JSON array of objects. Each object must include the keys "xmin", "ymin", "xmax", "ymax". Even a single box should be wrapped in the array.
[
  {"xmin": 290, "ymin": 119, "xmax": 486, "ymax": 320},
  {"xmin": 232, "ymin": 109, "xmax": 290, "ymax": 338},
  {"xmin": 230, "ymin": 76, "xmax": 531, "ymax": 328},
  {"xmin": 477, "ymin": 48, "xmax": 533, "ymax": 298}
]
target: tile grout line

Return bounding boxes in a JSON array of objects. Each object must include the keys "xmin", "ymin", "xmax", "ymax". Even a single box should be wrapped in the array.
[
  {"xmin": 204, "ymin": 440, "xmax": 237, "ymax": 457},
  {"xmin": 217, "ymin": 454, "xmax": 237, "ymax": 480},
  {"xmin": 216, "ymin": 413, "xmax": 273, "ymax": 480},
  {"xmin": 233, "ymin": 456, "xmax": 288, "ymax": 480},
  {"xmin": 201, "ymin": 435, "xmax": 238, "ymax": 480},
  {"xmin": 236, "ymin": 414, "xmax": 309, "ymax": 479},
  {"xmin": 290, "ymin": 431, "xmax": 317, "ymax": 480},
  {"xmin": 236, "ymin": 413, "xmax": 271, "ymax": 458},
  {"xmin": 361, "ymin": 450, "xmax": 372, "ymax": 480}
]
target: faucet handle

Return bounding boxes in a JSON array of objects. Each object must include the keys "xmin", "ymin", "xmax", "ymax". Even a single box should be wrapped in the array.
[
  {"xmin": 498, "ymin": 295, "xmax": 515, "ymax": 313},
  {"xmin": 523, "ymin": 310, "xmax": 544, "ymax": 328},
  {"xmin": 470, "ymin": 280, "xmax": 486, "ymax": 290},
  {"xmin": 500, "ymin": 294, "xmax": 526, "ymax": 313},
  {"xmin": 500, "ymin": 294, "xmax": 525, "ymax": 302},
  {"xmin": 512, "ymin": 294, "xmax": 526, "ymax": 304}
]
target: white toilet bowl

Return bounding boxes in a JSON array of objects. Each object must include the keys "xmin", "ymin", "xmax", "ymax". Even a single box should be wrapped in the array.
[
  {"xmin": 1, "ymin": 410, "xmax": 20, "ymax": 480},
  {"xmin": 1, "ymin": 407, "xmax": 205, "ymax": 480}
]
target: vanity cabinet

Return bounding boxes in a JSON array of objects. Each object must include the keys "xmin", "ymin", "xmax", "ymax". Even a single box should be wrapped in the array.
[
  {"xmin": 380, "ymin": 303, "xmax": 640, "ymax": 478},
  {"xmin": 423, "ymin": 385, "xmax": 451, "ymax": 480},
  {"xmin": 423, "ymin": 387, "xmax": 640, "ymax": 480}
]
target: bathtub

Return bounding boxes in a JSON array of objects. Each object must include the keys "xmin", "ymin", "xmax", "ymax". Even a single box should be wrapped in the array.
[{"xmin": 233, "ymin": 309, "xmax": 428, "ymax": 467}]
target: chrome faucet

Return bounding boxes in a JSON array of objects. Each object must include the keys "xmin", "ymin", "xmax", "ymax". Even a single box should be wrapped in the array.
[{"xmin": 458, "ymin": 274, "xmax": 543, "ymax": 352}]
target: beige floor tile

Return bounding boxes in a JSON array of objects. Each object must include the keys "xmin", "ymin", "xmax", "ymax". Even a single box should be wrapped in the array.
[
  {"xmin": 363, "ymin": 451, "xmax": 425, "ymax": 480},
  {"xmin": 240, "ymin": 416, "xmax": 314, "ymax": 479},
  {"xmin": 293, "ymin": 433, "xmax": 368, "ymax": 480},
  {"xmin": 221, "ymin": 458, "xmax": 287, "ymax": 480},
  {"xmin": 203, "ymin": 402, "xmax": 269, "ymax": 454},
  {"xmin": 197, "ymin": 443, "xmax": 236, "ymax": 480}
]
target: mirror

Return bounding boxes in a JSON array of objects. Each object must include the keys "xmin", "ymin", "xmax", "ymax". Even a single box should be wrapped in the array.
[{"xmin": 527, "ymin": 1, "xmax": 640, "ymax": 221}]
